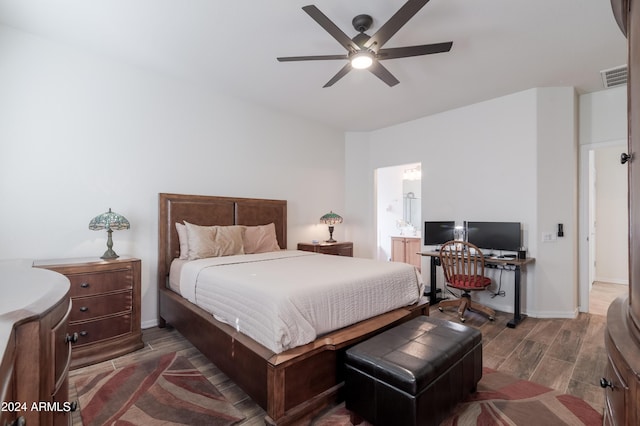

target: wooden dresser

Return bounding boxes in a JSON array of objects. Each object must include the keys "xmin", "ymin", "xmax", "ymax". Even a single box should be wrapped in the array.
[
  {"xmin": 0, "ymin": 263, "xmax": 74, "ymax": 426},
  {"xmin": 34, "ymin": 257, "xmax": 143, "ymax": 369},
  {"xmin": 297, "ymin": 241, "xmax": 353, "ymax": 256},
  {"xmin": 391, "ymin": 236, "xmax": 422, "ymax": 272},
  {"xmin": 603, "ymin": 1, "xmax": 640, "ymax": 424}
]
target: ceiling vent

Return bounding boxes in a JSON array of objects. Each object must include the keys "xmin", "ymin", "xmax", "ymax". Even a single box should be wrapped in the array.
[{"xmin": 601, "ymin": 65, "xmax": 628, "ymax": 88}]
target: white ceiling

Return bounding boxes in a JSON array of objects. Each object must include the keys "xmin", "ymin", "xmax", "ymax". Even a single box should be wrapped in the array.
[{"xmin": 0, "ymin": 0, "xmax": 628, "ymax": 131}]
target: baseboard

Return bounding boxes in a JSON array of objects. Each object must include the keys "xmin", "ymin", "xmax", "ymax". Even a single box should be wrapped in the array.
[
  {"xmin": 524, "ymin": 307, "xmax": 579, "ymax": 319},
  {"xmin": 142, "ymin": 318, "xmax": 159, "ymax": 329},
  {"xmin": 594, "ymin": 277, "xmax": 629, "ymax": 286}
]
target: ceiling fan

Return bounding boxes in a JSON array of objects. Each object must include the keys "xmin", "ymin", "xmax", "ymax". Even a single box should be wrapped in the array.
[{"xmin": 277, "ymin": 0, "xmax": 453, "ymax": 88}]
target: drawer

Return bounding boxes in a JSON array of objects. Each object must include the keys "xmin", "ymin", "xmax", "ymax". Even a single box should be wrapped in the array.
[
  {"xmin": 603, "ymin": 359, "xmax": 627, "ymax": 424},
  {"xmin": 51, "ymin": 301, "xmax": 72, "ymax": 395},
  {"xmin": 604, "ymin": 332, "xmax": 629, "ymax": 425},
  {"xmin": 67, "ymin": 268, "xmax": 133, "ymax": 297},
  {"xmin": 52, "ymin": 375, "xmax": 71, "ymax": 426},
  {"xmin": 333, "ymin": 246, "xmax": 353, "ymax": 256},
  {"xmin": 322, "ymin": 245, "xmax": 353, "ymax": 256},
  {"xmin": 69, "ymin": 314, "xmax": 132, "ymax": 347},
  {"xmin": 70, "ymin": 291, "xmax": 132, "ymax": 322}
]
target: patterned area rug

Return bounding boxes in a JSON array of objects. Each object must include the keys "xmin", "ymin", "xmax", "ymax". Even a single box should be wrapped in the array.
[
  {"xmin": 312, "ymin": 368, "xmax": 603, "ymax": 426},
  {"xmin": 73, "ymin": 352, "xmax": 245, "ymax": 426}
]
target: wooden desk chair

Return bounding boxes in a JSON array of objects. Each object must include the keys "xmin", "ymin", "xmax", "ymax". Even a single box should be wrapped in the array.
[{"xmin": 438, "ymin": 240, "xmax": 495, "ymax": 323}]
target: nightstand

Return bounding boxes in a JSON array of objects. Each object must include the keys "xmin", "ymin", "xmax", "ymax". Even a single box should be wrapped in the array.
[
  {"xmin": 34, "ymin": 256, "xmax": 144, "ymax": 369},
  {"xmin": 297, "ymin": 241, "xmax": 353, "ymax": 257}
]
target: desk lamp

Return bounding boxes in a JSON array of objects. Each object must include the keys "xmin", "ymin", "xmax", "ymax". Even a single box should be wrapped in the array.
[
  {"xmin": 89, "ymin": 208, "xmax": 130, "ymax": 259},
  {"xmin": 320, "ymin": 211, "xmax": 343, "ymax": 243}
]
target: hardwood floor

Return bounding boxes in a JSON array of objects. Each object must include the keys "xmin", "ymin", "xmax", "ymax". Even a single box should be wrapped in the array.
[
  {"xmin": 69, "ymin": 307, "xmax": 609, "ymax": 425},
  {"xmin": 589, "ymin": 281, "xmax": 628, "ymax": 316},
  {"xmin": 433, "ymin": 307, "xmax": 607, "ymax": 416}
]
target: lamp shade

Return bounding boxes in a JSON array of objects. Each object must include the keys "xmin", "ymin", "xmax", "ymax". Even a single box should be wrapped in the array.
[
  {"xmin": 319, "ymin": 211, "xmax": 343, "ymax": 225},
  {"xmin": 89, "ymin": 208, "xmax": 130, "ymax": 231},
  {"xmin": 89, "ymin": 208, "xmax": 130, "ymax": 259}
]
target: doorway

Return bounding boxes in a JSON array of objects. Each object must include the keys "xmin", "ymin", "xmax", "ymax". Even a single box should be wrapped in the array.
[
  {"xmin": 579, "ymin": 141, "xmax": 628, "ymax": 313},
  {"xmin": 375, "ymin": 163, "xmax": 422, "ymax": 262}
]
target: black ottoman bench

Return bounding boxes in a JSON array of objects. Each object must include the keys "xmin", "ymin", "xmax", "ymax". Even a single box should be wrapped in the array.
[{"xmin": 345, "ymin": 316, "xmax": 482, "ymax": 426}]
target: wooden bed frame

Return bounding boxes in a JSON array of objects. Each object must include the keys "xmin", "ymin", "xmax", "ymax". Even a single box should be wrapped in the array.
[{"xmin": 157, "ymin": 193, "xmax": 428, "ymax": 425}]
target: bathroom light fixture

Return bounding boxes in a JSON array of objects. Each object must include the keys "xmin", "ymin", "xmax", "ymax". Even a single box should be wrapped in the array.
[
  {"xmin": 320, "ymin": 211, "xmax": 343, "ymax": 243},
  {"xmin": 403, "ymin": 166, "xmax": 422, "ymax": 181},
  {"xmin": 89, "ymin": 208, "xmax": 130, "ymax": 259}
]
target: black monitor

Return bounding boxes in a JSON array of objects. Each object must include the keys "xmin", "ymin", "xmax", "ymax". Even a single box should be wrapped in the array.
[
  {"xmin": 423, "ymin": 221, "xmax": 455, "ymax": 246},
  {"xmin": 466, "ymin": 221, "xmax": 521, "ymax": 252}
]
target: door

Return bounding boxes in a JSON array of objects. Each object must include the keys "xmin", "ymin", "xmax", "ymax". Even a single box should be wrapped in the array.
[{"xmin": 628, "ymin": 0, "xmax": 640, "ymax": 328}]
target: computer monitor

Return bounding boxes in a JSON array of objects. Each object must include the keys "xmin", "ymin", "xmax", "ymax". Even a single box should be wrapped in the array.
[
  {"xmin": 466, "ymin": 221, "xmax": 521, "ymax": 252},
  {"xmin": 423, "ymin": 221, "xmax": 455, "ymax": 246}
]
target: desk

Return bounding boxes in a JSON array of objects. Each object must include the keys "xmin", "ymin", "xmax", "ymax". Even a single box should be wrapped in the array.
[{"xmin": 419, "ymin": 251, "xmax": 535, "ymax": 328}]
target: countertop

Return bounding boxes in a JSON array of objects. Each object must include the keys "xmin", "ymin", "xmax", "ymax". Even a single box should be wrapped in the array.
[{"xmin": 0, "ymin": 259, "xmax": 70, "ymax": 367}]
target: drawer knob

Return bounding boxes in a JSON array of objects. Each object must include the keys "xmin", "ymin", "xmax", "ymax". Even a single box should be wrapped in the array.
[
  {"xmin": 65, "ymin": 332, "xmax": 79, "ymax": 344},
  {"xmin": 80, "ymin": 306, "xmax": 89, "ymax": 312},
  {"xmin": 600, "ymin": 378, "xmax": 614, "ymax": 389},
  {"xmin": 80, "ymin": 282, "xmax": 90, "ymax": 288},
  {"xmin": 79, "ymin": 331, "xmax": 88, "ymax": 337}
]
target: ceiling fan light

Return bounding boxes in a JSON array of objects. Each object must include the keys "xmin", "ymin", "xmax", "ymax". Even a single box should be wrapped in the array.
[{"xmin": 351, "ymin": 51, "xmax": 373, "ymax": 69}]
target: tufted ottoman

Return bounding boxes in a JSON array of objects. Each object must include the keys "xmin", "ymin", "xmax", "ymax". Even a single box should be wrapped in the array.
[{"xmin": 345, "ymin": 316, "xmax": 482, "ymax": 426}]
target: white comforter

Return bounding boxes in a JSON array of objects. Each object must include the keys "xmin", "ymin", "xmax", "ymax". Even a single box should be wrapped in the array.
[{"xmin": 175, "ymin": 250, "xmax": 424, "ymax": 353}]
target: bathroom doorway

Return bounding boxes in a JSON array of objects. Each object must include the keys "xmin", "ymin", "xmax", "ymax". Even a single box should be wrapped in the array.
[
  {"xmin": 375, "ymin": 163, "xmax": 422, "ymax": 262},
  {"xmin": 579, "ymin": 141, "xmax": 628, "ymax": 313}
]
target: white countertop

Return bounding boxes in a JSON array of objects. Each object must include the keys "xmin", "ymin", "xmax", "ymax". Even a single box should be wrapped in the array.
[{"xmin": 0, "ymin": 259, "xmax": 68, "ymax": 314}]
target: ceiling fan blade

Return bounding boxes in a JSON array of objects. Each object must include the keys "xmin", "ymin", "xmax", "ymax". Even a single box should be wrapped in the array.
[
  {"xmin": 368, "ymin": 61, "xmax": 400, "ymax": 87},
  {"xmin": 364, "ymin": 0, "xmax": 430, "ymax": 52},
  {"xmin": 323, "ymin": 63, "xmax": 352, "ymax": 88},
  {"xmin": 302, "ymin": 5, "xmax": 360, "ymax": 52},
  {"xmin": 377, "ymin": 42, "xmax": 453, "ymax": 60},
  {"xmin": 278, "ymin": 54, "xmax": 349, "ymax": 62}
]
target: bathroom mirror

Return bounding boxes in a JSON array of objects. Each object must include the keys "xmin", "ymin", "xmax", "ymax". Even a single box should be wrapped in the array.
[{"xmin": 402, "ymin": 178, "xmax": 421, "ymax": 229}]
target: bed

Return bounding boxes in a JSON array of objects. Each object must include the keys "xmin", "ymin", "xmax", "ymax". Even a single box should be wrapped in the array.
[{"xmin": 157, "ymin": 193, "xmax": 429, "ymax": 425}]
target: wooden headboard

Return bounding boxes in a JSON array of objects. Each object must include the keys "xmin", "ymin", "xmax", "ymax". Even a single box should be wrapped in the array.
[{"xmin": 157, "ymin": 193, "xmax": 287, "ymax": 288}]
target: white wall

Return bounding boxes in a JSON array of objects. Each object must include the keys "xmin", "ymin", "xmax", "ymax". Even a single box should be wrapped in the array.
[
  {"xmin": 579, "ymin": 86, "xmax": 628, "ymax": 145},
  {"xmin": 346, "ymin": 88, "xmax": 579, "ymax": 317},
  {"xmin": 0, "ymin": 26, "xmax": 345, "ymax": 328},
  {"xmin": 532, "ymin": 88, "xmax": 579, "ymax": 317},
  {"xmin": 375, "ymin": 165, "xmax": 405, "ymax": 262},
  {"xmin": 344, "ymin": 133, "xmax": 374, "ymax": 253}
]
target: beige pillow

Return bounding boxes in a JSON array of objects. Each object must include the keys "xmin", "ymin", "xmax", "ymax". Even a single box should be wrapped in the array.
[
  {"xmin": 214, "ymin": 226, "xmax": 246, "ymax": 257},
  {"xmin": 184, "ymin": 222, "xmax": 245, "ymax": 260},
  {"xmin": 175, "ymin": 222, "xmax": 188, "ymax": 259},
  {"xmin": 243, "ymin": 223, "xmax": 280, "ymax": 254},
  {"xmin": 184, "ymin": 222, "xmax": 218, "ymax": 260}
]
